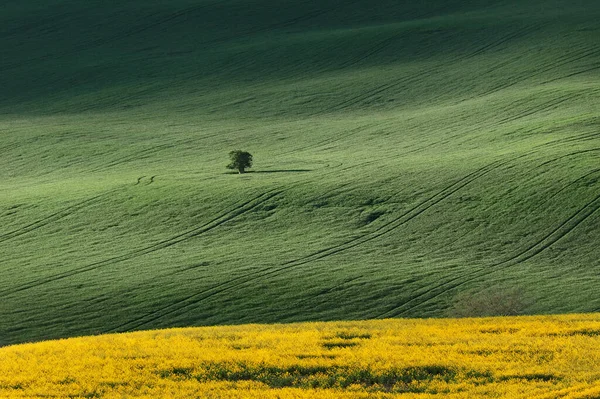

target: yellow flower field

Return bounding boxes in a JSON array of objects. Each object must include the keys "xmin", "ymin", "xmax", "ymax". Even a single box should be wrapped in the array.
[{"xmin": 1, "ymin": 315, "xmax": 600, "ymax": 398}]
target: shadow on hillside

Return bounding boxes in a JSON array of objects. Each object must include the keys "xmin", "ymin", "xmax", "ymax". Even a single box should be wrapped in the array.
[{"xmin": 225, "ymin": 169, "xmax": 312, "ymax": 174}]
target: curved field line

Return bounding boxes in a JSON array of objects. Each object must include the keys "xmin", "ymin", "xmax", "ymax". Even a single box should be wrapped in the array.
[
  {"xmin": 552, "ymin": 131, "xmax": 600, "ymax": 146},
  {"xmin": 541, "ymin": 63, "xmax": 600, "ymax": 86},
  {"xmin": 427, "ymin": 167, "xmax": 600, "ymax": 256},
  {"xmin": 474, "ymin": 47, "xmax": 600, "ymax": 99},
  {"xmin": 0, "ymin": 142, "xmax": 21, "ymax": 153},
  {"xmin": 274, "ymin": 161, "xmax": 508, "ymax": 266},
  {"xmin": 0, "ymin": 189, "xmax": 282, "ymax": 297},
  {"xmin": 112, "ymin": 159, "xmax": 510, "ymax": 332},
  {"xmin": 532, "ymin": 129, "xmax": 600, "ymax": 150},
  {"xmin": 0, "ymin": 191, "xmax": 116, "ymax": 244},
  {"xmin": 89, "ymin": 138, "xmax": 193, "ymax": 172},
  {"xmin": 317, "ymin": 24, "xmax": 544, "ymax": 114},
  {"xmin": 321, "ymin": 74, "xmax": 419, "ymax": 113},
  {"xmin": 377, "ymin": 180, "xmax": 600, "ymax": 318},
  {"xmin": 538, "ymin": 147, "xmax": 600, "ymax": 167},
  {"xmin": 495, "ymin": 93, "xmax": 580, "ymax": 126},
  {"xmin": 472, "ymin": 52, "xmax": 528, "ymax": 80},
  {"xmin": 70, "ymin": 84, "xmax": 172, "ymax": 113},
  {"xmin": 0, "ymin": 135, "xmax": 56, "ymax": 155},
  {"xmin": 462, "ymin": 25, "xmax": 537, "ymax": 59},
  {"xmin": 293, "ymin": 276, "xmax": 363, "ymax": 309},
  {"xmin": 242, "ymin": 18, "xmax": 401, "ymax": 83},
  {"xmin": 334, "ymin": 32, "xmax": 407, "ymax": 71},
  {"xmin": 278, "ymin": 124, "xmax": 376, "ymax": 156},
  {"xmin": 449, "ymin": 23, "xmax": 543, "ymax": 63}
]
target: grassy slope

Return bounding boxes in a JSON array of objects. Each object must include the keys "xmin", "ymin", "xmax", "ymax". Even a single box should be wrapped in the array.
[{"xmin": 1, "ymin": 0, "xmax": 599, "ymax": 345}]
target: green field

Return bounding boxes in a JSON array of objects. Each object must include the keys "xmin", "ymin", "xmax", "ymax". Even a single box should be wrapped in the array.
[{"xmin": 1, "ymin": 0, "xmax": 599, "ymax": 346}]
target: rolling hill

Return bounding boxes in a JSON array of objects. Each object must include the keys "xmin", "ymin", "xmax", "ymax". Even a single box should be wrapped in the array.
[{"xmin": 1, "ymin": 0, "xmax": 600, "ymax": 346}]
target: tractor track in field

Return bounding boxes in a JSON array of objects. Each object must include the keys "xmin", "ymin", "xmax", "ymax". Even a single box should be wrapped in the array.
[
  {"xmin": 556, "ymin": 132, "xmax": 600, "ymax": 145},
  {"xmin": 427, "ymin": 224, "xmax": 484, "ymax": 258},
  {"xmin": 278, "ymin": 124, "xmax": 376, "ymax": 156},
  {"xmin": 230, "ymin": 20, "xmax": 539, "ymax": 89},
  {"xmin": 427, "ymin": 165, "xmax": 600, "ymax": 257},
  {"xmin": 320, "ymin": 71, "xmax": 428, "ymax": 114},
  {"xmin": 0, "ymin": 189, "xmax": 283, "ymax": 298},
  {"xmin": 321, "ymin": 24, "xmax": 593, "ymax": 116},
  {"xmin": 541, "ymin": 63, "xmax": 600, "ymax": 86},
  {"xmin": 0, "ymin": 135, "xmax": 53, "ymax": 155},
  {"xmin": 376, "ymin": 172, "xmax": 600, "ymax": 318},
  {"xmin": 66, "ymin": 160, "xmax": 350, "ymax": 309},
  {"xmin": 545, "ymin": 168, "xmax": 600, "ymax": 203},
  {"xmin": 538, "ymin": 148, "xmax": 600, "ymax": 167},
  {"xmin": 343, "ymin": 19, "xmax": 540, "ymax": 75},
  {"xmin": 0, "ymin": 191, "xmax": 114, "ymax": 244},
  {"xmin": 70, "ymin": 84, "xmax": 170, "ymax": 113},
  {"xmin": 222, "ymin": 17, "xmax": 404, "ymax": 84},
  {"xmin": 462, "ymin": 24, "xmax": 542, "ymax": 60},
  {"xmin": 135, "ymin": 175, "xmax": 158, "ymax": 186},
  {"xmin": 333, "ymin": 31, "xmax": 407, "ymax": 71},
  {"xmin": 294, "ymin": 276, "xmax": 363, "ymax": 308},
  {"xmin": 91, "ymin": 144, "xmax": 173, "ymax": 172},
  {"xmin": 470, "ymin": 52, "xmax": 528, "ymax": 80},
  {"xmin": 536, "ymin": 129, "xmax": 600, "ymax": 148},
  {"xmin": 112, "ymin": 159, "xmax": 510, "ymax": 332},
  {"xmin": 495, "ymin": 93, "xmax": 581, "ymax": 126},
  {"xmin": 0, "ymin": 142, "xmax": 21, "ymax": 154},
  {"xmin": 474, "ymin": 46, "xmax": 600, "ymax": 99},
  {"xmin": 317, "ymin": 23, "xmax": 543, "ymax": 114},
  {"xmin": 90, "ymin": 138, "xmax": 193, "ymax": 172}
]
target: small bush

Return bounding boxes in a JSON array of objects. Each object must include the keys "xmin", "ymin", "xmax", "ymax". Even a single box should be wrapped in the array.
[{"xmin": 448, "ymin": 286, "xmax": 528, "ymax": 318}]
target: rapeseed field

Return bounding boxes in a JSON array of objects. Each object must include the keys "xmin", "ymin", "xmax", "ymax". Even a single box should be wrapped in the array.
[{"xmin": 1, "ymin": 315, "xmax": 600, "ymax": 398}]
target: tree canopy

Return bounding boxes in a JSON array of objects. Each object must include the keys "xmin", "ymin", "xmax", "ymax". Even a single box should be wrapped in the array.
[{"xmin": 227, "ymin": 150, "xmax": 253, "ymax": 174}]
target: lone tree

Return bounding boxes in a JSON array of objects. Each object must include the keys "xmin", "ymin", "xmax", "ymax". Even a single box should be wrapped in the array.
[{"xmin": 227, "ymin": 150, "xmax": 253, "ymax": 174}]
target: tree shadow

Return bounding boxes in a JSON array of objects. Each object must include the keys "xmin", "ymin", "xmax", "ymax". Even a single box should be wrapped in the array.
[
  {"xmin": 251, "ymin": 169, "xmax": 312, "ymax": 174},
  {"xmin": 224, "ymin": 169, "xmax": 312, "ymax": 174}
]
